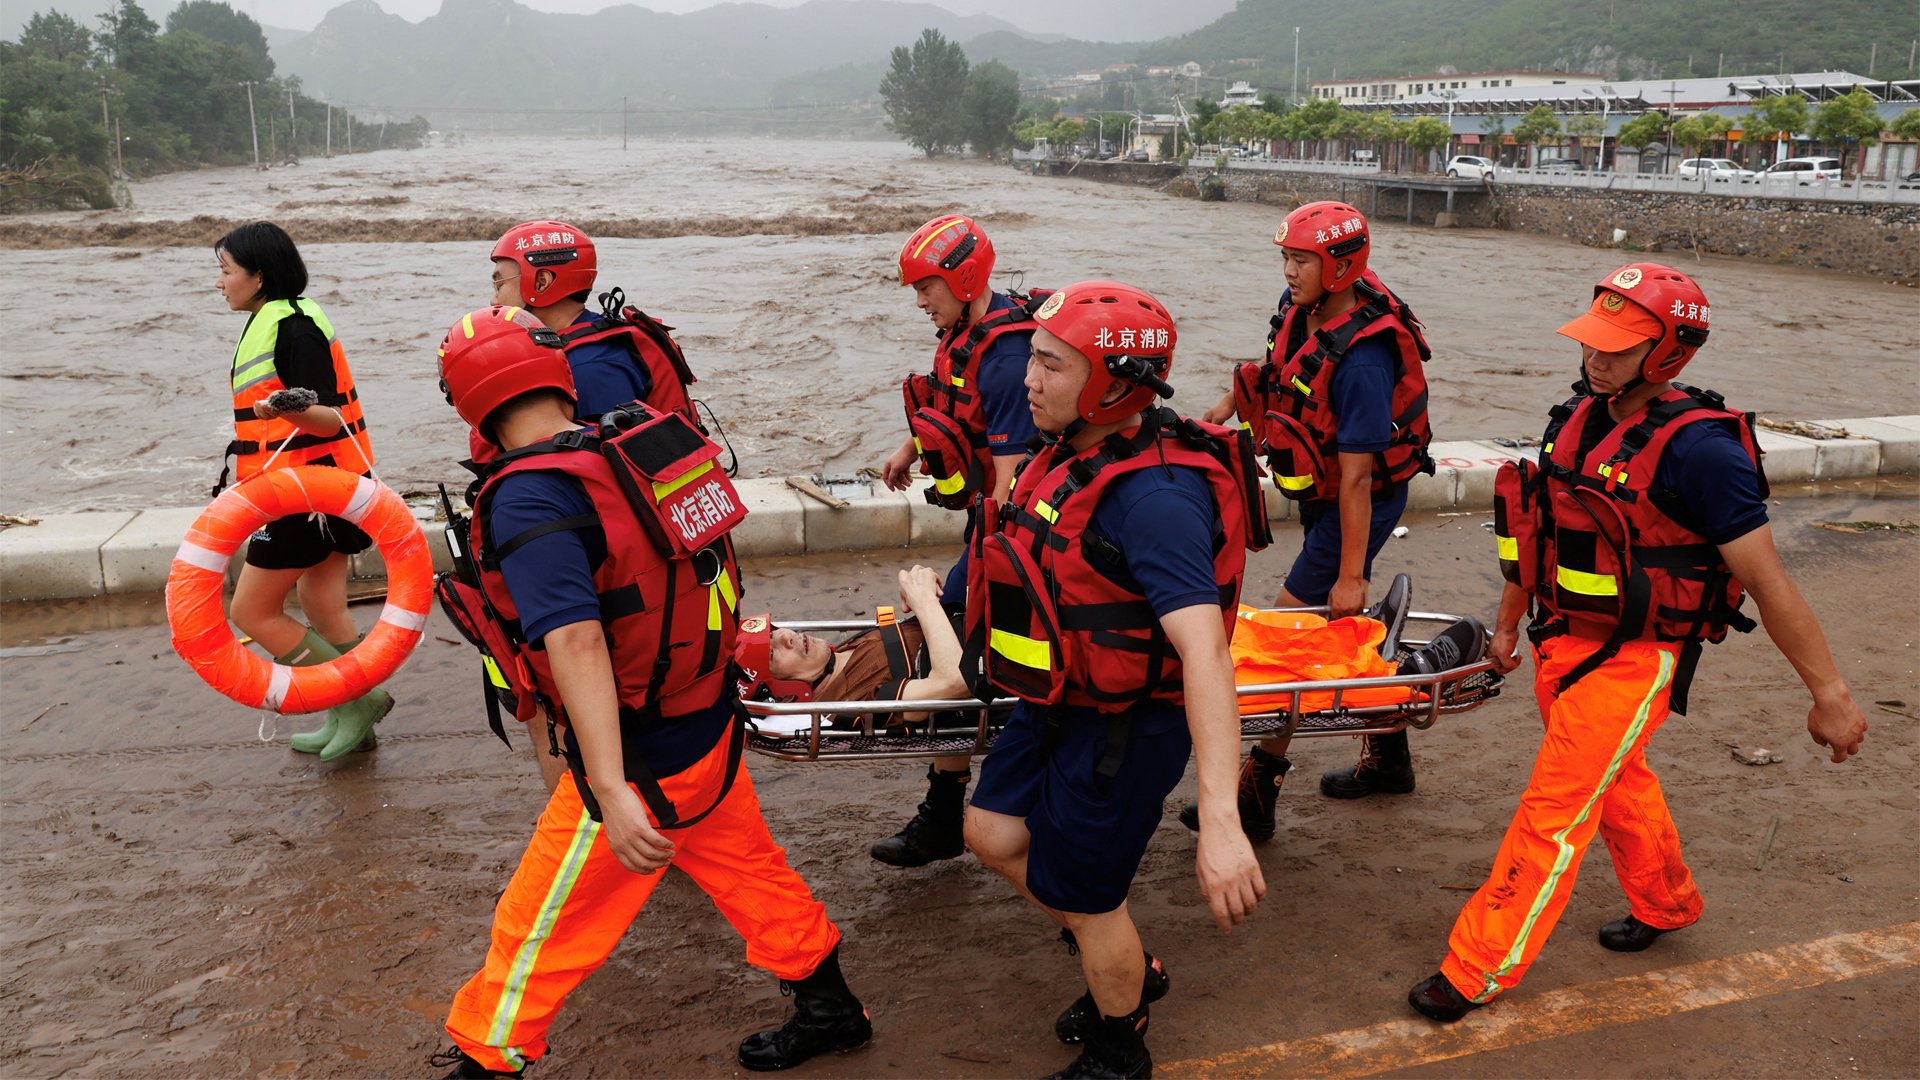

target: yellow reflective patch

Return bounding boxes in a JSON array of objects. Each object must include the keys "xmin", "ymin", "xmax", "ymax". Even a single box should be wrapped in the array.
[
  {"xmin": 1290, "ymin": 376, "xmax": 1313, "ymax": 396},
  {"xmin": 912, "ymin": 437, "xmax": 925, "ymax": 454},
  {"xmin": 1033, "ymin": 499, "xmax": 1060, "ymax": 523},
  {"xmin": 1496, "ymin": 535, "xmax": 1518, "ymax": 561},
  {"xmin": 935, "ymin": 471, "xmax": 967, "ymax": 495},
  {"xmin": 1543, "ymin": 441, "xmax": 1555, "ymax": 454},
  {"xmin": 949, "ymin": 375, "xmax": 965, "ymax": 388},
  {"xmin": 483, "ymin": 655, "xmax": 509, "ymax": 689},
  {"xmin": 462, "ymin": 313, "xmax": 476, "ymax": 339},
  {"xmin": 1556, "ymin": 565, "xmax": 1618, "ymax": 596},
  {"xmin": 990, "ymin": 627, "xmax": 1051, "ymax": 670},
  {"xmin": 651, "ymin": 459, "xmax": 714, "ymax": 501},
  {"xmin": 708, "ymin": 568, "xmax": 738, "ymax": 630},
  {"xmin": 1277, "ymin": 473, "xmax": 1314, "ymax": 491}
]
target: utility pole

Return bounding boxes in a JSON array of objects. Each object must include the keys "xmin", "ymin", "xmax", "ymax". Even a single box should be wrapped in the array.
[
  {"xmin": 1718, "ymin": 53, "xmax": 1724, "ymax": 78},
  {"xmin": 285, "ymin": 85, "xmax": 297, "ymax": 155},
  {"xmin": 1291, "ymin": 26, "xmax": 1300, "ymax": 105},
  {"xmin": 114, "ymin": 117, "xmax": 124, "ymax": 175},
  {"xmin": 324, "ymin": 98, "xmax": 332, "ymax": 157},
  {"xmin": 1869, "ymin": 42, "xmax": 1876, "ymax": 76},
  {"xmin": 622, "ymin": 95, "xmax": 628, "ymax": 150},
  {"xmin": 239, "ymin": 81, "xmax": 261, "ymax": 168}
]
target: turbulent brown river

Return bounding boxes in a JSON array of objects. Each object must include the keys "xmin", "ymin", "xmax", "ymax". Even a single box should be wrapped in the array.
[{"xmin": 3, "ymin": 136, "xmax": 1915, "ymax": 514}]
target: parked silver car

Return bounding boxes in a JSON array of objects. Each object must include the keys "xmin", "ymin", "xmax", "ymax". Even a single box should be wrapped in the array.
[
  {"xmin": 1446, "ymin": 155, "xmax": 1495, "ymax": 179},
  {"xmin": 1759, "ymin": 156, "xmax": 1844, "ymax": 184},
  {"xmin": 1677, "ymin": 158, "xmax": 1755, "ymax": 180}
]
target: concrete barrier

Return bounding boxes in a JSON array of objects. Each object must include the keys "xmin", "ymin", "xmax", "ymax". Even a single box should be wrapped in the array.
[{"xmin": 3, "ymin": 414, "xmax": 1914, "ymax": 603}]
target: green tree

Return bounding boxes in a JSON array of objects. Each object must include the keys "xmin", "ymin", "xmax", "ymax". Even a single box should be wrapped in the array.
[
  {"xmin": 1809, "ymin": 89, "xmax": 1883, "ymax": 176},
  {"xmin": 1615, "ymin": 111, "xmax": 1668, "ymax": 150},
  {"xmin": 1741, "ymin": 94, "xmax": 1808, "ymax": 168},
  {"xmin": 1890, "ymin": 109, "xmax": 1920, "ymax": 143},
  {"xmin": 878, "ymin": 28, "xmax": 970, "ymax": 157},
  {"xmin": 17, "ymin": 11, "xmax": 95, "ymax": 62},
  {"xmin": 165, "ymin": 1, "xmax": 272, "ymax": 79},
  {"xmin": 97, "ymin": 0, "xmax": 159, "ymax": 71},
  {"xmin": 959, "ymin": 59, "xmax": 1019, "ymax": 156},
  {"xmin": 1404, "ymin": 115, "xmax": 1451, "ymax": 171},
  {"xmin": 1670, "ymin": 113, "xmax": 1733, "ymax": 157},
  {"xmin": 1479, "ymin": 114, "xmax": 1508, "ymax": 163},
  {"xmin": 1511, "ymin": 104, "xmax": 1560, "ymax": 166}
]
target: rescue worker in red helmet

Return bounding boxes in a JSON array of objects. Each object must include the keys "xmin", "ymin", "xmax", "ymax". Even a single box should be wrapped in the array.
[
  {"xmin": 489, "ymin": 220, "xmax": 698, "ymax": 430},
  {"xmin": 1407, "ymin": 263, "xmax": 1869, "ymax": 1023},
  {"xmin": 431, "ymin": 307, "xmax": 869, "ymax": 1078},
  {"xmin": 484, "ymin": 220, "xmax": 702, "ymax": 788},
  {"xmin": 964, "ymin": 281, "xmax": 1269, "ymax": 1079},
  {"xmin": 873, "ymin": 214, "xmax": 1042, "ymax": 869},
  {"xmin": 1187, "ymin": 200, "xmax": 1436, "ymax": 839}
]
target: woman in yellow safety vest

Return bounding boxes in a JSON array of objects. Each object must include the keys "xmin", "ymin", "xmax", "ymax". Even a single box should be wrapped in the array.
[{"xmin": 214, "ymin": 221, "xmax": 389, "ymax": 760}]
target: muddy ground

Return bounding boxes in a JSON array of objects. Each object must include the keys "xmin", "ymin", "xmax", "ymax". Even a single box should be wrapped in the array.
[{"xmin": 1, "ymin": 482, "xmax": 1915, "ymax": 1078}]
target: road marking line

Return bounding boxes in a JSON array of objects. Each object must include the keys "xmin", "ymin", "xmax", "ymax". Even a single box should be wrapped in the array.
[{"xmin": 1160, "ymin": 921, "xmax": 1920, "ymax": 1078}]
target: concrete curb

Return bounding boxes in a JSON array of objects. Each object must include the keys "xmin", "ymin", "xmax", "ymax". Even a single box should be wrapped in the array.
[{"xmin": 5, "ymin": 417, "xmax": 1917, "ymax": 603}]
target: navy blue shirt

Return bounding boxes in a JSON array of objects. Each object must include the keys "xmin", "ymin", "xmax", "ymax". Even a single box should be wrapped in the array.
[
  {"xmin": 1653, "ymin": 419, "xmax": 1770, "ymax": 545},
  {"xmin": 487, "ymin": 461, "xmax": 728, "ymax": 778},
  {"xmin": 1276, "ymin": 291, "xmax": 1402, "ymax": 459},
  {"xmin": 566, "ymin": 310, "xmax": 652, "ymax": 423},
  {"xmin": 1050, "ymin": 462, "xmax": 1223, "ymax": 733},
  {"xmin": 942, "ymin": 292, "xmax": 1042, "ymax": 606}
]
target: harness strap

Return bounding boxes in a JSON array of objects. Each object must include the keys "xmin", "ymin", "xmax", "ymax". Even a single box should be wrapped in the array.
[{"xmin": 485, "ymin": 512, "xmax": 601, "ymax": 566}]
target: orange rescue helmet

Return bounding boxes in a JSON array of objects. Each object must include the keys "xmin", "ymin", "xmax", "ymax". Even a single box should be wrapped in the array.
[
  {"xmin": 491, "ymin": 220, "xmax": 598, "ymax": 308},
  {"xmin": 898, "ymin": 215, "xmax": 996, "ymax": 303},
  {"xmin": 1274, "ymin": 200, "xmax": 1370, "ymax": 293},
  {"xmin": 437, "ymin": 306, "xmax": 576, "ymax": 440},
  {"xmin": 1033, "ymin": 280, "xmax": 1178, "ymax": 425}
]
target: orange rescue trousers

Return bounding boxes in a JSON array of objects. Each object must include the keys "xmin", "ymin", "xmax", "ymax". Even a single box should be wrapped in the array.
[
  {"xmin": 1439, "ymin": 635, "xmax": 1703, "ymax": 1004},
  {"xmin": 445, "ymin": 734, "xmax": 841, "ymax": 1073}
]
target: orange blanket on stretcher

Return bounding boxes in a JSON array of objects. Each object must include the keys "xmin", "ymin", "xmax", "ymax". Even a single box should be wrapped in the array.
[{"xmin": 1230, "ymin": 606, "xmax": 1416, "ymax": 715}]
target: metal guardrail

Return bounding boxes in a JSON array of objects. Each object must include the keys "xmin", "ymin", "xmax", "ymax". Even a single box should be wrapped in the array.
[{"xmin": 1481, "ymin": 166, "xmax": 1920, "ymax": 204}]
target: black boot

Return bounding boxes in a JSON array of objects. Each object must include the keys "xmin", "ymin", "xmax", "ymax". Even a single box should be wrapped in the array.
[
  {"xmin": 1319, "ymin": 731, "xmax": 1415, "ymax": 799},
  {"xmin": 427, "ymin": 1046, "xmax": 525, "ymax": 1079},
  {"xmin": 1177, "ymin": 747, "xmax": 1289, "ymax": 840},
  {"xmin": 1055, "ymin": 953, "xmax": 1169, "ymax": 1044},
  {"xmin": 1046, "ymin": 1003, "xmax": 1152, "ymax": 1079},
  {"xmin": 1407, "ymin": 972, "xmax": 1480, "ymax": 1023},
  {"xmin": 870, "ymin": 765, "xmax": 969, "ymax": 867},
  {"xmin": 1598, "ymin": 913, "xmax": 1686, "ymax": 952},
  {"xmin": 1399, "ymin": 616, "xmax": 1487, "ymax": 675},
  {"xmin": 737, "ymin": 946, "xmax": 872, "ymax": 1071}
]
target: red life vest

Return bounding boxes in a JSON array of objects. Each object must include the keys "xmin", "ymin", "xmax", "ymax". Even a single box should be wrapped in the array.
[
  {"xmin": 963, "ymin": 407, "xmax": 1271, "ymax": 713},
  {"xmin": 1231, "ymin": 270, "xmax": 1433, "ymax": 502},
  {"xmin": 1492, "ymin": 384, "xmax": 1765, "ymax": 712},
  {"xmin": 902, "ymin": 290, "xmax": 1047, "ymax": 509},
  {"xmin": 437, "ymin": 404, "xmax": 748, "ymax": 824},
  {"xmin": 466, "ymin": 296, "xmax": 703, "ymax": 465}
]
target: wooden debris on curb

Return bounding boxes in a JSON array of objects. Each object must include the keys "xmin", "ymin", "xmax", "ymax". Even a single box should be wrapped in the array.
[
  {"xmin": 1756, "ymin": 417, "xmax": 1853, "ymax": 440},
  {"xmin": 786, "ymin": 476, "xmax": 849, "ymax": 509}
]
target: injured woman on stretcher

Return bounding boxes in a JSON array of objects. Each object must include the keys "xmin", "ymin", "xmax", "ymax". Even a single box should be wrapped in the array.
[{"xmin": 736, "ymin": 569, "xmax": 1499, "ymax": 760}]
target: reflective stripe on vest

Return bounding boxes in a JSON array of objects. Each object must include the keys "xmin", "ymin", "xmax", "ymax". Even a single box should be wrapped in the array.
[{"xmin": 1555, "ymin": 565, "xmax": 1617, "ymax": 597}]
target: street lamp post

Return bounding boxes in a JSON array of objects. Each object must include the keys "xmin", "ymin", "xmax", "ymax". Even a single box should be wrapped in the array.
[{"xmin": 1291, "ymin": 26, "xmax": 1301, "ymax": 105}]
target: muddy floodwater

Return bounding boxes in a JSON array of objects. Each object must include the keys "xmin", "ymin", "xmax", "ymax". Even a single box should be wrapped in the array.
[{"xmin": 3, "ymin": 136, "xmax": 1917, "ymax": 514}]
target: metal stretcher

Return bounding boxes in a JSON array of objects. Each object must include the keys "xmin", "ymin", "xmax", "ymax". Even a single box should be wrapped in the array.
[{"xmin": 744, "ymin": 608, "xmax": 1504, "ymax": 762}]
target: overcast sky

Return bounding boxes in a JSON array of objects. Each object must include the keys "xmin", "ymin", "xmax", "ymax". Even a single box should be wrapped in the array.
[{"xmin": 7, "ymin": 0, "xmax": 1236, "ymax": 43}]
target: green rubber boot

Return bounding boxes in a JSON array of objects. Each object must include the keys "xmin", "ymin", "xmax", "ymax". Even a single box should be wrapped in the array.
[
  {"xmin": 287, "ymin": 634, "xmax": 385, "ymax": 757},
  {"xmin": 277, "ymin": 630, "xmax": 343, "ymax": 755}
]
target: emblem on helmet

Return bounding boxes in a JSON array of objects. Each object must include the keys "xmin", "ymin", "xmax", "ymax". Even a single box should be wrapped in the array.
[
  {"xmin": 1273, "ymin": 222, "xmax": 1290, "ymax": 244},
  {"xmin": 1611, "ymin": 267, "xmax": 1643, "ymax": 290},
  {"xmin": 740, "ymin": 615, "xmax": 768, "ymax": 633},
  {"xmin": 1035, "ymin": 291, "xmax": 1066, "ymax": 320}
]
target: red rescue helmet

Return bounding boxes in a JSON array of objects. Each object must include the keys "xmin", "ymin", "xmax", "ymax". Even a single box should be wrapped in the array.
[
  {"xmin": 1033, "ymin": 280, "xmax": 1178, "ymax": 425},
  {"xmin": 898, "ymin": 214, "xmax": 996, "ymax": 303},
  {"xmin": 490, "ymin": 220, "xmax": 597, "ymax": 308},
  {"xmin": 1274, "ymin": 200, "xmax": 1370, "ymax": 294},
  {"xmin": 437, "ymin": 306, "xmax": 576, "ymax": 440},
  {"xmin": 1556, "ymin": 262, "xmax": 1711, "ymax": 384},
  {"xmin": 733, "ymin": 614, "xmax": 817, "ymax": 702}
]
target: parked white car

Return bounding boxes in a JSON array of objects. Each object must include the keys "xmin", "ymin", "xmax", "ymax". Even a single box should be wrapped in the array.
[
  {"xmin": 1446, "ymin": 155, "xmax": 1495, "ymax": 179},
  {"xmin": 1677, "ymin": 158, "xmax": 1755, "ymax": 180},
  {"xmin": 1759, "ymin": 156, "xmax": 1844, "ymax": 184}
]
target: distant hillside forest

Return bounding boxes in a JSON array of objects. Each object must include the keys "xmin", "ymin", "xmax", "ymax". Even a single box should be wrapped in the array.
[
  {"xmin": 1, "ymin": 1, "xmax": 428, "ymax": 212},
  {"xmin": 1146, "ymin": 0, "xmax": 1909, "ymax": 89}
]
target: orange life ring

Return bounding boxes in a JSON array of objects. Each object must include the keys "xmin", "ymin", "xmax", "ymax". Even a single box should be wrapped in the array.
[{"xmin": 166, "ymin": 465, "xmax": 433, "ymax": 713}]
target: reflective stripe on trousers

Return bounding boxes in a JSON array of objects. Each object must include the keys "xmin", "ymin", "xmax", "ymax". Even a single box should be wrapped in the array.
[
  {"xmin": 444, "ymin": 734, "xmax": 842, "ymax": 1073},
  {"xmin": 1438, "ymin": 635, "xmax": 1703, "ymax": 1004}
]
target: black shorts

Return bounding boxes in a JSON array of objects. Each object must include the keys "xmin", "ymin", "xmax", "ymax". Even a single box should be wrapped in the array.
[{"xmin": 243, "ymin": 512, "xmax": 372, "ymax": 571}]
